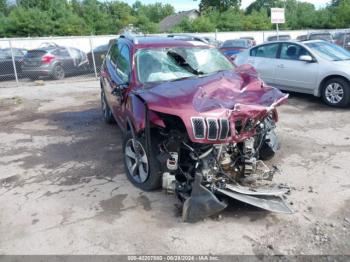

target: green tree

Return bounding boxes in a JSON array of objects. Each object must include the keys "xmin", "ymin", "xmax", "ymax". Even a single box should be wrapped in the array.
[
  {"xmin": 198, "ymin": 0, "xmax": 241, "ymax": 12},
  {"xmin": 246, "ymin": 0, "xmax": 284, "ymax": 15},
  {"xmin": 132, "ymin": 1, "xmax": 174, "ymax": 23},
  {"xmin": 243, "ymin": 9, "xmax": 272, "ymax": 30},
  {"xmin": 6, "ymin": 7, "xmax": 52, "ymax": 36},
  {"xmin": 330, "ymin": 0, "xmax": 350, "ymax": 28}
]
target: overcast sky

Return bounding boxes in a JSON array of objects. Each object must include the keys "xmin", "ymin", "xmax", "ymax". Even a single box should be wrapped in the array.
[{"xmin": 121, "ymin": 0, "xmax": 331, "ymax": 11}]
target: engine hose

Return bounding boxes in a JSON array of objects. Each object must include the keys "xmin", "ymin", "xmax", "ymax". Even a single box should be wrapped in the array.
[{"xmin": 182, "ymin": 142, "xmax": 214, "ymax": 160}]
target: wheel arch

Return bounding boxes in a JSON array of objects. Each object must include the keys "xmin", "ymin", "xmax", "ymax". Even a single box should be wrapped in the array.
[{"xmin": 318, "ymin": 75, "xmax": 350, "ymax": 97}]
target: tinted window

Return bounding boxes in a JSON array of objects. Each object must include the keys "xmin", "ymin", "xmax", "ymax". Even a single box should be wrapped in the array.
[
  {"xmin": 251, "ymin": 44, "xmax": 279, "ymax": 58},
  {"xmin": 116, "ymin": 44, "xmax": 131, "ymax": 83},
  {"xmin": 58, "ymin": 48, "xmax": 70, "ymax": 57},
  {"xmin": 280, "ymin": 43, "xmax": 310, "ymax": 60},
  {"xmin": 222, "ymin": 40, "xmax": 249, "ymax": 48},
  {"xmin": 108, "ymin": 44, "xmax": 118, "ymax": 67},
  {"xmin": 25, "ymin": 50, "xmax": 47, "ymax": 58}
]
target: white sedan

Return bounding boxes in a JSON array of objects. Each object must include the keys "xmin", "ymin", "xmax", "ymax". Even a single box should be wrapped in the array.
[{"xmin": 235, "ymin": 40, "xmax": 350, "ymax": 107}]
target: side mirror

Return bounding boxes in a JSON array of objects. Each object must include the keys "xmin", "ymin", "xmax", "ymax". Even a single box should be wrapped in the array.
[
  {"xmin": 101, "ymin": 54, "xmax": 106, "ymax": 60},
  {"xmin": 299, "ymin": 55, "xmax": 314, "ymax": 62}
]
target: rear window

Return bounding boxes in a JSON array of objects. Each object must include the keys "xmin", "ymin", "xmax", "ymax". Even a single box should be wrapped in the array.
[
  {"xmin": 222, "ymin": 40, "xmax": 248, "ymax": 48},
  {"xmin": 25, "ymin": 50, "xmax": 47, "ymax": 58}
]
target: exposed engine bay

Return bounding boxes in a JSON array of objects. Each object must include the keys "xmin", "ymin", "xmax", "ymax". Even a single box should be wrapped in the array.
[{"xmin": 154, "ymin": 111, "xmax": 293, "ymax": 223}]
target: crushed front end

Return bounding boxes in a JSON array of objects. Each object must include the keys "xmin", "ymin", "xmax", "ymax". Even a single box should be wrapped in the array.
[{"xmin": 136, "ymin": 69, "xmax": 293, "ymax": 222}]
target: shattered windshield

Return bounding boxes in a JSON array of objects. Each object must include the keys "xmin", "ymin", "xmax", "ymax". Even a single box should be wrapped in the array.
[{"xmin": 136, "ymin": 47, "xmax": 234, "ymax": 84}]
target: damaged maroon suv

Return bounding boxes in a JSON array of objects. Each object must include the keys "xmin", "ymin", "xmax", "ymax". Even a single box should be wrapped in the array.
[{"xmin": 100, "ymin": 35, "xmax": 292, "ymax": 222}]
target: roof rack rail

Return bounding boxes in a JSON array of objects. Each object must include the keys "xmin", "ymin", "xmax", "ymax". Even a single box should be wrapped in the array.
[{"xmin": 120, "ymin": 32, "xmax": 139, "ymax": 44}]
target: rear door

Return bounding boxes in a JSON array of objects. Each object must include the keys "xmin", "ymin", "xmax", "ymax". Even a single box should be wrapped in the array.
[
  {"xmin": 246, "ymin": 43, "xmax": 280, "ymax": 85},
  {"xmin": 273, "ymin": 43, "xmax": 318, "ymax": 93}
]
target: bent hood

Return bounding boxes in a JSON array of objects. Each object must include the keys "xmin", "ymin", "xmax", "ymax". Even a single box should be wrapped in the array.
[
  {"xmin": 135, "ymin": 65, "xmax": 288, "ymax": 143},
  {"xmin": 136, "ymin": 65, "xmax": 287, "ymax": 114}
]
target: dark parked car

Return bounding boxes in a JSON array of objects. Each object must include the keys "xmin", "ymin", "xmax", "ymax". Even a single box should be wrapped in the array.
[
  {"xmin": 100, "ymin": 35, "xmax": 291, "ymax": 222},
  {"xmin": 267, "ymin": 35, "xmax": 291, "ymax": 42},
  {"xmin": 240, "ymin": 36, "xmax": 256, "ymax": 46},
  {"xmin": 308, "ymin": 32, "xmax": 334, "ymax": 42},
  {"xmin": 87, "ymin": 44, "xmax": 109, "ymax": 71},
  {"xmin": 0, "ymin": 48, "xmax": 26, "ymax": 80},
  {"xmin": 334, "ymin": 32, "xmax": 350, "ymax": 50},
  {"xmin": 297, "ymin": 35, "xmax": 308, "ymax": 41},
  {"xmin": 22, "ymin": 44, "xmax": 89, "ymax": 80},
  {"xmin": 220, "ymin": 39, "xmax": 253, "ymax": 57},
  {"xmin": 297, "ymin": 32, "xmax": 334, "ymax": 43}
]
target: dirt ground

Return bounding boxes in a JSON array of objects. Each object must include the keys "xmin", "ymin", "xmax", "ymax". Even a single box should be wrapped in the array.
[{"xmin": 0, "ymin": 81, "xmax": 349, "ymax": 255}]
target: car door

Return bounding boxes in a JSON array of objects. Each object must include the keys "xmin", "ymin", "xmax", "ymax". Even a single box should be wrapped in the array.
[
  {"xmin": 273, "ymin": 43, "xmax": 319, "ymax": 93},
  {"xmin": 246, "ymin": 43, "xmax": 280, "ymax": 85},
  {"xmin": 104, "ymin": 41, "xmax": 131, "ymax": 128}
]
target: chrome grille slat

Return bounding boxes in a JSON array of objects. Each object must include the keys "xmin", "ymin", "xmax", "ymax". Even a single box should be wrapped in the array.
[
  {"xmin": 207, "ymin": 118, "xmax": 219, "ymax": 140},
  {"xmin": 219, "ymin": 118, "xmax": 230, "ymax": 140},
  {"xmin": 191, "ymin": 117, "xmax": 206, "ymax": 139},
  {"xmin": 191, "ymin": 117, "xmax": 230, "ymax": 141}
]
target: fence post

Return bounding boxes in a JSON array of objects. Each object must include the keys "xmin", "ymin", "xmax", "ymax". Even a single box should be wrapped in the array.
[
  {"xmin": 9, "ymin": 39, "xmax": 19, "ymax": 87},
  {"xmin": 89, "ymin": 37, "xmax": 98, "ymax": 79}
]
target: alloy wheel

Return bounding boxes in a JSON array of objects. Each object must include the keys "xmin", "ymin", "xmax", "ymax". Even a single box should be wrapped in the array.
[
  {"xmin": 124, "ymin": 139, "xmax": 149, "ymax": 183},
  {"xmin": 325, "ymin": 82, "xmax": 344, "ymax": 105}
]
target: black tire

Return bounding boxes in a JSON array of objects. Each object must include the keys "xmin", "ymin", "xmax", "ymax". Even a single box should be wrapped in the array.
[
  {"xmin": 52, "ymin": 64, "xmax": 65, "ymax": 80},
  {"xmin": 321, "ymin": 77, "xmax": 350, "ymax": 107},
  {"xmin": 101, "ymin": 89, "xmax": 115, "ymax": 124},
  {"xmin": 123, "ymin": 132, "xmax": 162, "ymax": 191}
]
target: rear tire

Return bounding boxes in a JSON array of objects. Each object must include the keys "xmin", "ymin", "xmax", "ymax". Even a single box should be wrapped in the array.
[
  {"xmin": 321, "ymin": 78, "xmax": 350, "ymax": 107},
  {"xmin": 101, "ymin": 89, "xmax": 115, "ymax": 124},
  {"xmin": 123, "ymin": 132, "xmax": 162, "ymax": 191},
  {"xmin": 52, "ymin": 65, "xmax": 65, "ymax": 80}
]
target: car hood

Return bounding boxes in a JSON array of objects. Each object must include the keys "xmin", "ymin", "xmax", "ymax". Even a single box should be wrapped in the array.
[
  {"xmin": 136, "ymin": 65, "xmax": 287, "ymax": 114},
  {"xmin": 134, "ymin": 64, "xmax": 287, "ymax": 143}
]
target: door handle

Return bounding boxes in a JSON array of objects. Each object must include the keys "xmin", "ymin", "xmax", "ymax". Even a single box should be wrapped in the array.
[{"xmin": 277, "ymin": 64, "xmax": 285, "ymax": 69}]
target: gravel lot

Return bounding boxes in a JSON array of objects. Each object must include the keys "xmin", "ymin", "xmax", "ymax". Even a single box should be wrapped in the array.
[{"xmin": 0, "ymin": 81, "xmax": 349, "ymax": 255}]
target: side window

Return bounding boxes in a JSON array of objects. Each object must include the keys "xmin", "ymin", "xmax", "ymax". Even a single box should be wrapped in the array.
[
  {"xmin": 280, "ymin": 43, "xmax": 310, "ymax": 61},
  {"xmin": 251, "ymin": 44, "xmax": 279, "ymax": 58},
  {"xmin": 58, "ymin": 48, "xmax": 70, "ymax": 57},
  {"xmin": 108, "ymin": 44, "xmax": 119, "ymax": 68},
  {"xmin": 116, "ymin": 44, "xmax": 131, "ymax": 83}
]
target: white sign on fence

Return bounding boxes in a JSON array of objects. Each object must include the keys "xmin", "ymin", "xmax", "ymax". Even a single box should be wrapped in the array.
[{"xmin": 271, "ymin": 8, "xmax": 285, "ymax": 24}]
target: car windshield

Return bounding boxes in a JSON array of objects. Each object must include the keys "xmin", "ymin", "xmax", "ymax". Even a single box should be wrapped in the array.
[
  {"xmin": 222, "ymin": 40, "xmax": 248, "ymax": 48},
  {"xmin": 306, "ymin": 41, "xmax": 350, "ymax": 61},
  {"xmin": 136, "ymin": 47, "xmax": 233, "ymax": 84}
]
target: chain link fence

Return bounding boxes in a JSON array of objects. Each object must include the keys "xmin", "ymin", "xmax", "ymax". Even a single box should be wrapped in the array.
[
  {"xmin": 0, "ymin": 36, "xmax": 116, "ymax": 88},
  {"xmin": 1, "ymin": 29, "xmax": 349, "ymax": 88}
]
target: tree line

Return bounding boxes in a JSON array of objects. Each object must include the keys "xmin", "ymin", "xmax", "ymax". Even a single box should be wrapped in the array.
[{"xmin": 0, "ymin": 0, "xmax": 349, "ymax": 37}]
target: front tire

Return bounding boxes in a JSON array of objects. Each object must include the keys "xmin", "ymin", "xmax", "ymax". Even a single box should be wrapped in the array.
[
  {"xmin": 123, "ymin": 132, "xmax": 161, "ymax": 191},
  {"xmin": 322, "ymin": 78, "xmax": 350, "ymax": 107}
]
